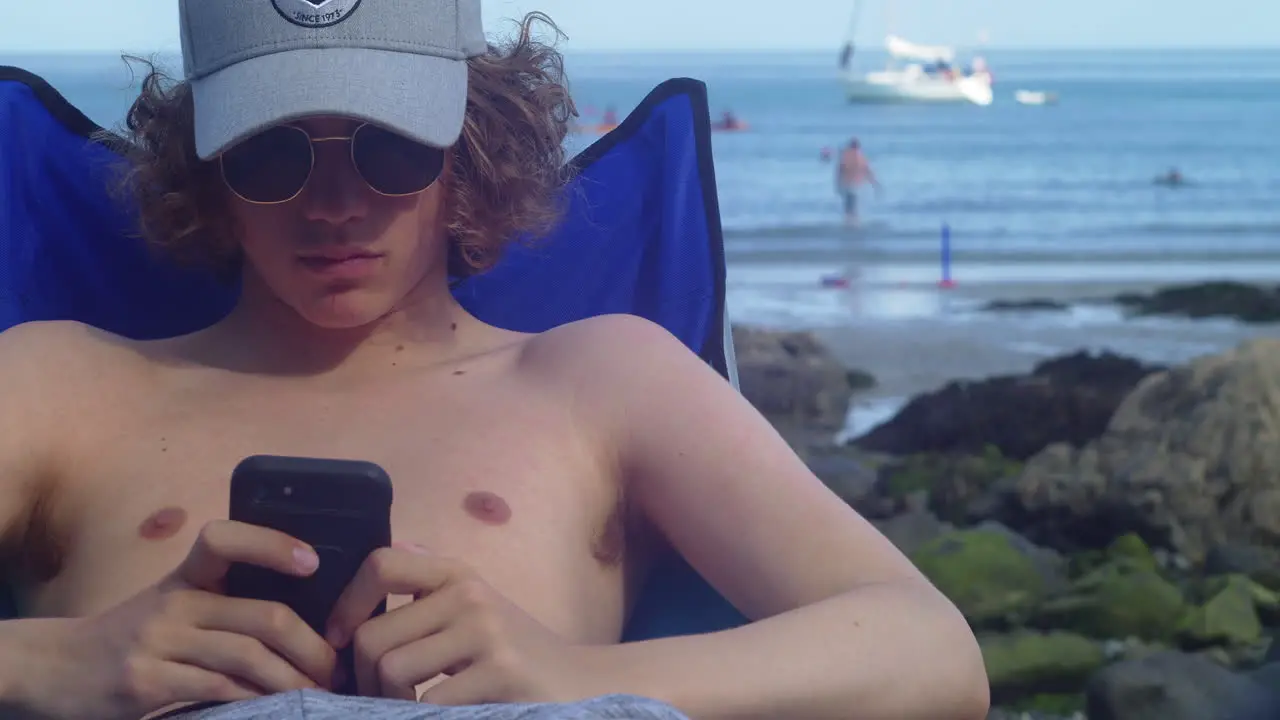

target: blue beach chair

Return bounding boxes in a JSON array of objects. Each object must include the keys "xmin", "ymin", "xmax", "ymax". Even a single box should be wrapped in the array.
[{"xmin": 0, "ymin": 65, "xmax": 749, "ymax": 641}]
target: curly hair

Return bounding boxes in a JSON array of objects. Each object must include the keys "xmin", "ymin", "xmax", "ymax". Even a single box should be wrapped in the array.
[{"xmin": 113, "ymin": 12, "xmax": 576, "ymax": 281}]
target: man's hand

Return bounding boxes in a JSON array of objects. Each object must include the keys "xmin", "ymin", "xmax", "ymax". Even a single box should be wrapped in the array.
[
  {"xmin": 325, "ymin": 544, "xmax": 601, "ymax": 705},
  {"xmin": 15, "ymin": 521, "xmax": 336, "ymax": 720}
]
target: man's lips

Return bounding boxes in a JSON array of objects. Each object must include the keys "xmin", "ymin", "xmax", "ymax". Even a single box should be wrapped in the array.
[
  {"xmin": 297, "ymin": 250, "xmax": 384, "ymax": 277},
  {"xmin": 298, "ymin": 249, "xmax": 383, "ymax": 263}
]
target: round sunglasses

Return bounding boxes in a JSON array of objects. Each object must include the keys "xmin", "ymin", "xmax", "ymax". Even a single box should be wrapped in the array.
[{"xmin": 219, "ymin": 123, "xmax": 447, "ymax": 205}]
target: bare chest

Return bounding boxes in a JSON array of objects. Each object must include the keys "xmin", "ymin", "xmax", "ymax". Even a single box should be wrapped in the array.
[{"xmin": 22, "ymin": 377, "xmax": 630, "ymax": 640}]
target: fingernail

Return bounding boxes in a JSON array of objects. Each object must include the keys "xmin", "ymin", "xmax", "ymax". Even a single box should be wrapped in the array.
[{"xmin": 293, "ymin": 546, "xmax": 320, "ymax": 574}]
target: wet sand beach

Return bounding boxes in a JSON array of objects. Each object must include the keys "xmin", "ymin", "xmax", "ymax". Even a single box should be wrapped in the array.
[{"xmin": 724, "ymin": 248, "xmax": 1280, "ymax": 438}]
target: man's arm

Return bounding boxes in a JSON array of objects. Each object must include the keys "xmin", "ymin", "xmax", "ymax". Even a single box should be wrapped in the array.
[
  {"xmin": 862, "ymin": 158, "xmax": 882, "ymax": 190},
  {"xmin": 564, "ymin": 316, "xmax": 988, "ymax": 720}
]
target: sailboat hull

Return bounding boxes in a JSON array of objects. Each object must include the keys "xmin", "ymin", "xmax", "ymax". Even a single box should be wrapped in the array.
[{"xmin": 844, "ymin": 69, "xmax": 993, "ymax": 106}]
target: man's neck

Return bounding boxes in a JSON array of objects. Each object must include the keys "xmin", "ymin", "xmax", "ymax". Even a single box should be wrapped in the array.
[{"xmin": 202, "ymin": 268, "xmax": 472, "ymax": 379}]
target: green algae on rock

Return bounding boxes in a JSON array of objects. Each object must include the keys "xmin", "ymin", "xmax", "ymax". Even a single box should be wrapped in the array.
[
  {"xmin": 1177, "ymin": 574, "xmax": 1272, "ymax": 649},
  {"xmin": 909, "ymin": 527, "xmax": 1049, "ymax": 627},
  {"xmin": 1035, "ymin": 561, "xmax": 1186, "ymax": 642},
  {"xmin": 981, "ymin": 630, "xmax": 1105, "ymax": 704}
]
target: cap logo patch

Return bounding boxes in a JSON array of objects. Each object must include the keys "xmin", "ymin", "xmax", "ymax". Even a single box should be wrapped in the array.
[{"xmin": 272, "ymin": 0, "xmax": 363, "ymax": 28}]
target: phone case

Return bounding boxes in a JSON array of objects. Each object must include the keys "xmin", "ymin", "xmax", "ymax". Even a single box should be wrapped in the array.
[{"xmin": 226, "ymin": 454, "xmax": 393, "ymax": 694}]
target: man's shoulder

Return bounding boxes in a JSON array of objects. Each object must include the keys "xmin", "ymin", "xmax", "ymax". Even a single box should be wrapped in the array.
[
  {"xmin": 520, "ymin": 313, "xmax": 697, "ymax": 377},
  {"xmin": 509, "ymin": 314, "xmax": 716, "ymax": 440},
  {"xmin": 0, "ymin": 319, "xmax": 139, "ymax": 362},
  {"xmin": 0, "ymin": 322, "xmax": 142, "ymax": 531},
  {"xmin": 0, "ymin": 320, "xmax": 155, "ymax": 390},
  {"xmin": 513, "ymin": 313, "xmax": 727, "ymax": 422}
]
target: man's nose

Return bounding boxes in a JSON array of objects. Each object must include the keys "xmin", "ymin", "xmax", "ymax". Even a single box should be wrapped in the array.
[{"xmin": 299, "ymin": 142, "xmax": 370, "ymax": 224}]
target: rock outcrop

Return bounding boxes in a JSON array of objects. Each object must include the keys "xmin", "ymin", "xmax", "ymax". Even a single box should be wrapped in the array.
[
  {"xmin": 746, "ymin": 329, "xmax": 1280, "ymax": 720},
  {"xmin": 996, "ymin": 338, "xmax": 1280, "ymax": 569},
  {"xmin": 849, "ymin": 351, "xmax": 1162, "ymax": 461},
  {"xmin": 732, "ymin": 326, "xmax": 869, "ymax": 440},
  {"xmin": 1115, "ymin": 281, "xmax": 1280, "ymax": 324}
]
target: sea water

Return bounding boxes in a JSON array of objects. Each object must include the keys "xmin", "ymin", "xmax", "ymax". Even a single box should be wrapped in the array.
[{"xmin": 6, "ymin": 47, "xmax": 1280, "ymax": 330}]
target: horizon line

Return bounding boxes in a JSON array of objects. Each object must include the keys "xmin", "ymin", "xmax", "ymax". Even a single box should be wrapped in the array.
[{"xmin": 3, "ymin": 43, "xmax": 1278, "ymax": 55}]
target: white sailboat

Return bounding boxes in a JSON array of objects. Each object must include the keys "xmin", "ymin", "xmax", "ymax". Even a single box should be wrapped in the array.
[{"xmin": 839, "ymin": 3, "xmax": 994, "ymax": 106}]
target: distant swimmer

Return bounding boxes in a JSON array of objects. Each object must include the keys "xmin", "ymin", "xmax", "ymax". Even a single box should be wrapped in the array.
[
  {"xmin": 834, "ymin": 138, "xmax": 881, "ymax": 227},
  {"xmin": 1154, "ymin": 166, "xmax": 1187, "ymax": 187},
  {"xmin": 712, "ymin": 109, "xmax": 747, "ymax": 131}
]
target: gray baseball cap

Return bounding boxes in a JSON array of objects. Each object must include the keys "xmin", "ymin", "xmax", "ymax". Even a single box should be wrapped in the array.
[{"xmin": 179, "ymin": 0, "xmax": 487, "ymax": 160}]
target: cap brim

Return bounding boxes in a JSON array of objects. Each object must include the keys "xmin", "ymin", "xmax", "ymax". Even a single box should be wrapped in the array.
[{"xmin": 191, "ymin": 47, "xmax": 467, "ymax": 160}]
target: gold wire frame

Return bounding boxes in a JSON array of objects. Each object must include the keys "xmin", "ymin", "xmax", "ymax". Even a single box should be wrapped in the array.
[{"xmin": 219, "ymin": 123, "xmax": 441, "ymax": 205}]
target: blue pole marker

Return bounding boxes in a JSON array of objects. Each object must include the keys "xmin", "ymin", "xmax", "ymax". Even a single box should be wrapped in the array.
[{"xmin": 939, "ymin": 222, "xmax": 956, "ymax": 289}]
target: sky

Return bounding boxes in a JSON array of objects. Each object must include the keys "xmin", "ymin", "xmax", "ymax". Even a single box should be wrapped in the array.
[{"xmin": 0, "ymin": 0, "xmax": 1276, "ymax": 54}]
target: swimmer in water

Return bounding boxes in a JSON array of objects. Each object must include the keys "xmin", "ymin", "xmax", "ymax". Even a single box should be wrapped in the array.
[{"xmin": 1154, "ymin": 166, "xmax": 1187, "ymax": 187}]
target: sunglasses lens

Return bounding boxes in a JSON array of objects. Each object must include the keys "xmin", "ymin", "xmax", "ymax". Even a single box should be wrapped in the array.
[
  {"xmin": 352, "ymin": 125, "xmax": 445, "ymax": 196},
  {"xmin": 221, "ymin": 126, "xmax": 313, "ymax": 203}
]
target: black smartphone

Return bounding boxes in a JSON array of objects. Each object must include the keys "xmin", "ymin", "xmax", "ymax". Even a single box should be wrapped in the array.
[{"xmin": 226, "ymin": 454, "xmax": 393, "ymax": 695}]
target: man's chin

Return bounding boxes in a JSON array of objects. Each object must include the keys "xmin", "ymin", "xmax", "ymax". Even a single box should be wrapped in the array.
[{"xmin": 295, "ymin": 297, "xmax": 396, "ymax": 331}]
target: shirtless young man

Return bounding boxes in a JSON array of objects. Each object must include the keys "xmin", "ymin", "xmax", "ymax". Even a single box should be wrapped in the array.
[{"xmin": 0, "ymin": 2, "xmax": 988, "ymax": 719}]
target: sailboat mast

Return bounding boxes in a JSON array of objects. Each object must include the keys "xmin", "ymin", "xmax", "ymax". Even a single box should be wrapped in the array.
[{"xmin": 839, "ymin": 0, "xmax": 865, "ymax": 68}]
